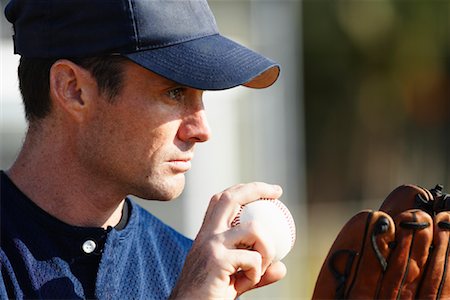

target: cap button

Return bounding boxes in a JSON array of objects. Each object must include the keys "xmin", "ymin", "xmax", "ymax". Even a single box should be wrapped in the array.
[{"xmin": 82, "ymin": 239, "xmax": 97, "ymax": 254}]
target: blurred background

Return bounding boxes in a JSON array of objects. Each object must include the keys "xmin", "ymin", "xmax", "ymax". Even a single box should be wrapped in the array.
[{"xmin": 1, "ymin": 0, "xmax": 449, "ymax": 299}]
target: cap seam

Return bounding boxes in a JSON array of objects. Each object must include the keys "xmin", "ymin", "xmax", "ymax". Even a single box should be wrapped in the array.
[
  {"xmin": 198, "ymin": 1, "xmax": 219, "ymax": 30},
  {"xmin": 122, "ymin": 32, "xmax": 219, "ymax": 54},
  {"xmin": 127, "ymin": 0, "xmax": 140, "ymax": 51}
]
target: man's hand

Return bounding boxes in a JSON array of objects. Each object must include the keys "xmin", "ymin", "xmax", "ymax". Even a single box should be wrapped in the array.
[{"xmin": 170, "ymin": 182, "xmax": 287, "ymax": 299}]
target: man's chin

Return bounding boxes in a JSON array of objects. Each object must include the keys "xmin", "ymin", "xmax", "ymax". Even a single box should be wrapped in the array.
[{"xmin": 137, "ymin": 176, "xmax": 185, "ymax": 201}]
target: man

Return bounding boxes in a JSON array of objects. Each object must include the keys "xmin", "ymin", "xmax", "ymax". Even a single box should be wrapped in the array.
[{"xmin": 0, "ymin": 0, "xmax": 286, "ymax": 299}]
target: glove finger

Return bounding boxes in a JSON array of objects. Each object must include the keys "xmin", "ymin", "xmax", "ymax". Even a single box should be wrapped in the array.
[
  {"xmin": 380, "ymin": 185, "xmax": 433, "ymax": 218},
  {"xmin": 312, "ymin": 210, "xmax": 395, "ymax": 300},
  {"xmin": 417, "ymin": 211, "xmax": 450, "ymax": 299},
  {"xmin": 378, "ymin": 209, "xmax": 433, "ymax": 299},
  {"xmin": 346, "ymin": 211, "xmax": 395, "ymax": 299}
]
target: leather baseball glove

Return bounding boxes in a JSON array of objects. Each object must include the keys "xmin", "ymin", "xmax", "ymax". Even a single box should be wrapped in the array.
[{"xmin": 312, "ymin": 184, "xmax": 450, "ymax": 299}]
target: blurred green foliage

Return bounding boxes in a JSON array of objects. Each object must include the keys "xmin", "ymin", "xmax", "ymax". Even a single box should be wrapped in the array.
[{"xmin": 303, "ymin": 0, "xmax": 449, "ymax": 204}]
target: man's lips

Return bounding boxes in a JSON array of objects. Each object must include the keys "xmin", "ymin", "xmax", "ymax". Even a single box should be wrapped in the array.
[{"xmin": 166, "ymin": 158, "xmax": 192, "ymax": 172}]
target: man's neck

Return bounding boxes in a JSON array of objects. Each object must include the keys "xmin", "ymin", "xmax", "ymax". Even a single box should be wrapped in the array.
[{"xmin": 7, "ymin": 131, "xmax": 126, "ymax": 229}]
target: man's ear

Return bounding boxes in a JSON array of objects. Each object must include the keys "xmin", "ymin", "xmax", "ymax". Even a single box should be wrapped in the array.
[{"xmin": 49, "ymin": 59, "xmax": 98, "ymax": 122}]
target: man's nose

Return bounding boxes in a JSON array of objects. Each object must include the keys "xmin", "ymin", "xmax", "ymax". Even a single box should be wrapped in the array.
[{"xmin": 178, "ymin": 108, "xmax": 211, "ymax": 143}]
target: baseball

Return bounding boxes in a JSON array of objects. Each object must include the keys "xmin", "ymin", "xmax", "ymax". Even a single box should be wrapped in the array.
[{"xmin": 232, "ymin": 199, "xmax": 296, "ymax": 261}]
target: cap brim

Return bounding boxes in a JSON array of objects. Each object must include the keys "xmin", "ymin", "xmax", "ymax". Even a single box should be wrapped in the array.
[{"xmin": 124, "ymin": 34, "xmax": 280, "ymax": 90}]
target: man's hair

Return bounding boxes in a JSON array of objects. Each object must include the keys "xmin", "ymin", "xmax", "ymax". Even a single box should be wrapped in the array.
[{"xmin": 18, "ymin": 55, "xmax": 128, "ymax": 122}]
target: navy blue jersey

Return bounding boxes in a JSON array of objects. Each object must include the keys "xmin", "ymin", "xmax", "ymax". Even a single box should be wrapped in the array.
[{"xmin": 0, "ymin": 171, "xmax": 192, "ymax": 299}]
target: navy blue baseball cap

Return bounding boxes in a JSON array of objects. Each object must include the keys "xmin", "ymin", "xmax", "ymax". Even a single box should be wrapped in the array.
[{"xmin": 4, "ymin": 0, "xmax": 280, "ymax": 90}]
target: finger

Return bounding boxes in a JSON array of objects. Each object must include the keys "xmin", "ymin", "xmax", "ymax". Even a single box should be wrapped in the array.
[
  {"xmin": 224, "ymin": 221, "xmax": 276, "ymax": 273},
  {"xmin": 380, "ymin": 184, "xmax": 433, "ymax": 217},
  {"xmin": 312, "ymin": 210, "xmax": 396, "ymax": 300},
  {"xmin": 251, "ymin": 261, "xmax": 287, "ymax": 290},
  {"xmin": 417, "ymin": 211, "xmax": 450, "ymax": 299},
  {"xmin": 229, "ymin": 249, "xmax": 263, "ymax": 294},
  {"xmin": 378, "ymin": 209, "xmax": 433, "ymax": 299},
  {"xmin": 202, "ymin": 182, "xmax": 283, "ymax": 232},
  {"xmin": 345, "ymin": 211, "xmax": 396, "ymax": 298},
  {"xmin": 224, "ymin": 182, "xmax": 283, "ymax": 204}
]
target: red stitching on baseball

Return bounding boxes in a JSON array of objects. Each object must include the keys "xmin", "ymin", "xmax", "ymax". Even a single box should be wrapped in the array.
[
  {"xmin": 261, "ymin": 199, "xmax": 296, "ymax": 249},
  {"xmin": 231, "ymin": 206, "xmax": 244, "ymax": 227},
  {"xmin": 232, "ymin": 199, "xmax": 296, "ymax": 250}
]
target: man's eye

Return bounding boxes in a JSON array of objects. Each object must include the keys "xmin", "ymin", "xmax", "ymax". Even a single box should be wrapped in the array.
[{"xmin": 166, "ymin": 88, "xmax": 185, "ymax": 101}]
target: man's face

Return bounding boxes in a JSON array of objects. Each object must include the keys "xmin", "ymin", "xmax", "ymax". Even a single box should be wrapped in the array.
[{"xmin": 78, "ymin": 60, "xmax": 211, "ymax": 201}]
